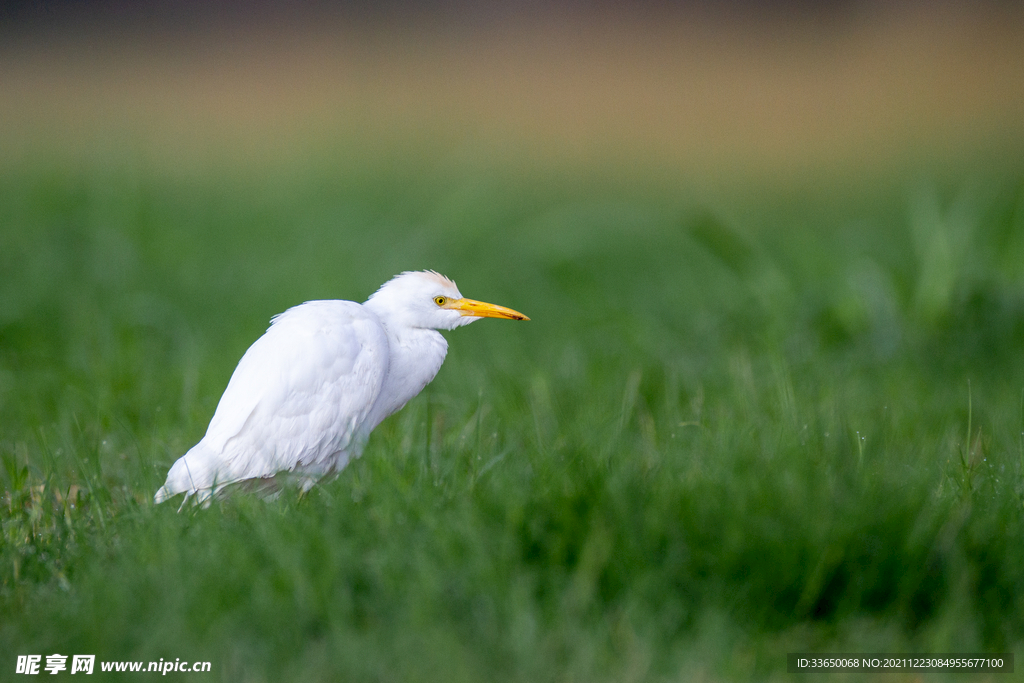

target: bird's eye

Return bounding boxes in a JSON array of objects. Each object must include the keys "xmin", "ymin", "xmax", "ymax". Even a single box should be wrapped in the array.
[{"xmin": 434, "ymin": 296, "xmax": 447, "ymax": 306}]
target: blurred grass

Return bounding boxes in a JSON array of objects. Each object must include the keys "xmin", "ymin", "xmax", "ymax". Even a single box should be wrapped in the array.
[{"xmin": 4, "ymin": 9, "xmax": 1024, "ymax": 682}]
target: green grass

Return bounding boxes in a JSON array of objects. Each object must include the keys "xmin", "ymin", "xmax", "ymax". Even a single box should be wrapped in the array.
[{"xmin": 3, "ymin": 147, "xmax": 1024, "ymax": 681}]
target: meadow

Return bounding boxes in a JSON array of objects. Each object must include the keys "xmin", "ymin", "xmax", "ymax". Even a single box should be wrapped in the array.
[{"xmin": 3, "ymin": 13, "xmax": 1024, "ymax": 681}]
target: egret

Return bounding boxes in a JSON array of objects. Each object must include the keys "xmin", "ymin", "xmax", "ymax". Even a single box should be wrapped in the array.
[{"xmin": 155, "ymin": 270, "xmax": 528, "ymax": 504}]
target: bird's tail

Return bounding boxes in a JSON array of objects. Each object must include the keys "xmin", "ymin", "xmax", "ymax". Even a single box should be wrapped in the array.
[{"xmin": 154, "ymin": 443, "xmax": 221, "ymax": 504}]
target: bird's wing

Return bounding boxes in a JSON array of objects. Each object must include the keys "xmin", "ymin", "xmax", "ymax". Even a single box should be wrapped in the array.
[{"xmin": 189, "ymin": 300, "xmax": 389, "ymax": 487}]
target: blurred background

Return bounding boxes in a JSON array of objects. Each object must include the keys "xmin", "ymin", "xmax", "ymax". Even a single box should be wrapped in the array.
[{"xmin": 3, "ymin": 0, "xmax": 1023, "ymax": 190}]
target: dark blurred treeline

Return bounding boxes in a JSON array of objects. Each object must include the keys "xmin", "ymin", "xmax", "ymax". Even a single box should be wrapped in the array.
[{"xmin": 0, "ymin": 0, "xmax": 1011, "ymax": 35}]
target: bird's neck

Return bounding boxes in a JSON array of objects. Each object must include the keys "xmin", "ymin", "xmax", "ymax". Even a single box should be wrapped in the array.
[{"xmin": 365, "ymin": 323, "xmax": 449, "ymax": 432}]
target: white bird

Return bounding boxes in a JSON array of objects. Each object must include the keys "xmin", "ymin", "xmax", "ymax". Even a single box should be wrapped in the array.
[{"xmin": 155, "ymin": 270, "xmax": 528, "ymax": 504}]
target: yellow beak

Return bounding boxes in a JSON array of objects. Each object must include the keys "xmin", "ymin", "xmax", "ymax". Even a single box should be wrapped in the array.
[{"xmin": 444, "ymin": 298, "xmax": 530, "ymax": 321}]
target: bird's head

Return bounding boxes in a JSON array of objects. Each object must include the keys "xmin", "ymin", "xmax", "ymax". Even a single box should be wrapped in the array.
[{"xmin": 365, "ymin": 270, "xmax": 529, "ymax": 331}]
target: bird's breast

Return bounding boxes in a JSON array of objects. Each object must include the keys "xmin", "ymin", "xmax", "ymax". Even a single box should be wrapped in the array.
[{"xmin": 364, "ymin": 328, "xmax": 448, "ymax": 430}]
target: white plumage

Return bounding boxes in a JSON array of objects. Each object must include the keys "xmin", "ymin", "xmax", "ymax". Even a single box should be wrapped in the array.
[{"xmin": 155, "ymin": 270, "xmax": 528, "ymax": 503}]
